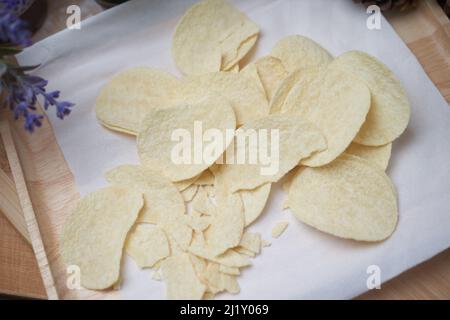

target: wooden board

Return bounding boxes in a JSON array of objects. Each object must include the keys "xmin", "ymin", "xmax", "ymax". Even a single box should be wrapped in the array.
[{"xmin": 0, "ymin": 0, "xmax": 449, "ymax": 299}]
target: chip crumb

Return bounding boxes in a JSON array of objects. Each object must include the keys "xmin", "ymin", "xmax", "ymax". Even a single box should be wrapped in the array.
[
  {"xmin": 272, "ymin": 221, "xmax": 289, "ymax": 238},
  {"xmin": 152, "ymin": 271, "xmax": 162, "ymax": 281}
]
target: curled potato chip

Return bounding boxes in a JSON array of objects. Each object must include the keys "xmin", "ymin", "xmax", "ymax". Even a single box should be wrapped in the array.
[
  {"xmin": 181, "ymin": 72, "xmax": 268, "ymax": 125},
  {"xmin": 332, "ymin": 51, "xmax": 410, "ymax": 146},
  {"xmin": 137, "ymin": 95, "xmax": 236, "ymax": 181},
  {"xmin": 271, "ymin": 35, "xmax": 332, "ymax": 72},
  {"xmin": 241, "ymin": 56, "xmax": 288, "ymax": 101},
  {"xmin": 105, "ymin": 165, "xmax": 192, "ymax": 249},
  {"xmin": 61, "ymin": 186, "xmax": 143, "ymax": 290},
  {"xmin": 288, "ymin": 156, "xmax": 398, "ymax": 241},
  {"xmin": 126, "ymin": 224, "xmax": 170, "ymax": 268},
  {"xmin": 218, "ymin": 114, "xmax": 327, "ymax": 192},
  {"xmin": 345, "ymin": 142, "xmax": 392, "ymax": 170},
  {"xmin": 289, "ymin": 65, "xmax": 371, "ymax": 167},
  {"xmin": 161, "ymin": 252, "xmax": 206, "ymax": 300},
  {"xmin": 173, "ymin": 0, "xmax": 259, "ymax": 75},
  {"xmin": 95, "ymin": 67, "xmax": 181, "ymax": 135},
  {"xmin": 269, "ymin": 69, "xmax": 305, "ymax": 114}
]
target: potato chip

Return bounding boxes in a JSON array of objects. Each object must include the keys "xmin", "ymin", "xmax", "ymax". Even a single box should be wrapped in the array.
[
  {"xmin": 345, "ymin": 142, "xmax": 392, "ymax": 170},
  {"xmin": 192, "ymin": 186, "xmax": 216, "ymax": 215},
  {"xmin": 204, "ymin": 263, "xmax": 240, "ymax": 294},
  {"xmin": 137, "ymin": 95, "xmax": 236, "ymax": 181},
  {"xmin": 180, "ymin": 72, "xmax": 268, "ymax": 125},
  {"xmin": 194, "ymin": 169, "xmax": 215, "ymax": 186},
  {"xmin": 204, "ymin": 192, "xmax": 244, "ymax": 256},
  {"xmin": 105, "ymin": 165, "xmax": 192, "ymax": 250},
  {"xmin": 271, "ymin": 221, "xmax": 289, "ymax": 238},
  {"xmin": 219, "ymin": 265, "xmax": 240, "ymax": 276},
  {"xmin": 239, "ymin": 232, "xmax": 261, "ymax": 254},
  {"xmin": 174, "ymin": 174, "xmax": 202, "ymax": 191},
  {"xmin": 218, "ymin": 114, "xmax": 327, "ymax": 192},
  {"xmin": 60, "ymin": 186, "xmax": 143, "ymax": 290},
  {"xmin": 186, "ymin": 214, "xmax": 211, "ymax": 232},
  {"xmin": 288, "ymin": 156, "xmax": 398, "ymax": 241},
  {"xmin": 182, "ymin": 184, "xmax": 199, "ymax": 202},
  {"xmin": 161, "ymin": 252, "xmax": 206, "ymax": 300},
  {"xmin": 95, "ymin": 67, "xmax": 182, "ymax": 135},
  {"xmin": 241, "ymin": 56, "xmax": 288, "ymax": 101},
  {"xmin": 234, "ymin": 247, "xmax": 256, "ymax": 257},
  {"xmin": 221, "ymin": 31, "xmax": 259, "ymax": 71},
  {"xmin": 261, "ymin": 239, "xmax": 272, "ymax": 248},
  {"xmin": 269, "ymin": 69, "xmax": 305, "ymax": 114},
  {"xmin": 286, "ymin": 65, "xmax": 371, "ymax": 167},
  {"xmin": 240, "ymin": 183, "xmax": 271, "ymax": 226},
  {"xmin": 271, "ymin": 35, "xmax": 332, "ymax": 72},
  {"xmin": 173, "ymin": 0, "xmax": 258, "ymax": 75},
  {"xmin": 279, "ymin": 67, "xmax": 324, "ymax": 115},
  {"xmin": 332, "ymin": 51, "xmax": 410, "ymax": 146},
  {"xmin": 126, "ymin": 224, "xmax": 170, "ymax": 268},
  {"xmin": 189, "ymin": 237, "xmax": 251, "ymax": 268}
]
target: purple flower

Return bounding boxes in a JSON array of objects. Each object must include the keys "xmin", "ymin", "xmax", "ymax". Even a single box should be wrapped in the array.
[
  {"xmin": 0, "ymin": 1, "xmax": 74, "ymax": 132},
  {"xmin": 0, "ymin": 2, "xmax": 32, "ymax": 47}
]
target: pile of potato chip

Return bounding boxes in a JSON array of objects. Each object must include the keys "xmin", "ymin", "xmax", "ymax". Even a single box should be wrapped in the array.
[{"xmin": 60, "ymin": 0, "xmax": 410, "ymax": 299}]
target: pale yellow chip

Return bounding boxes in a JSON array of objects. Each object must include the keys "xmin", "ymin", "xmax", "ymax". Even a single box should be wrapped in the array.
[
  {"xmin": 105, "ymin": 165, "xmax": 192, "ymax": 250},
  {"xmin": 174, "ymin": 174, "xmax": 202, "ymax": 191},
  {"xmin": 126, "ymin": 224, "xmax": 170, "ymax": 268},
  {"xmin": 161, "ymin": 252, "xmax": 206, "ymax": 300},
  {"xmin": 60, "ymin": 186, "xmax": 143, "ymax": 290},
  {"xmin": 285, "ymin": 64, "xmax": 371, "ymax": 167},
  {"xmin": 180, "ymin": 72, "xmax": 268, "ymax": 125},
  {"xmin": 137, "ymin": 95, "xmax": 236, "ymax": 181},
  {"xmin": 332, "ymin": 51, "xmax": 410, "ymax": 146},
  {"xmin": 204, "ymin": 263, "xmax": 240, "ymax": 294},
  {"xmin": 271, "ymin": 35, "xmax": 332, "ymax": 72},
  {"xmin": 279, "ymin": 67, "xmax": 324, "ymax": 115},
  {"xmin": 288, "ymin": 155, "xmax": 398, "ymax": 241},
  {"xmin": 219, "ymin": 265, "xmax": 240, "ymax": 276},
  {"xmin": 191, "ymin": 186, "xmax": 216, "ymax": 215},
  {"xmin": 271, "ymin": 221, "xmax": 289, "ymax": 238},
  {"xmin": 217, "ymin": 114, "xmax": 327, "ymax": 192},
  {"xmin": 241, "ymin": 56, "xmax": 288, "ymax": 101},
  {"xmin": 226, "ymin": 63, "xmax": 240, "ymax": 73},
  {"xmin": 269, "ymin": 69, "xmax": 305, "ymax": 114},
  {"xmin": 194, "ymin": 169, "xmax": 215, "ymax": 186},
  {"xmin": 173, "ymin": 0, "xmax": 259, "ymax": 75},
  {"xmin": 261, "ymin": 239, "xmax": 272, "ymax": 248},
  {"xmin": 234, "ymin": 247, "xmax": 256, "ymax": 257},
  {"xmin": 95, "ymin": 67, "xmax": 181, "ymax": 135},
  {"xmin": 345, "ymin": 142, "xmax": 392, "ymax": 170},
  {"xmin": 239, "ymin": 232, "xmax": 261, "ymax": 254},
  {"xmin": 240, "ymin": 183, "xmax": 271, "ymax": 226},
  {"xmin": 182, "ymin": 184, "xmax": 199, "ymax": 202},
  {"xmin": 204, "ymin": 192, "xmax": 244, "ymax": 256},
  {"xmin": 189, "ymin": 237, "xmax": 251, "ymax": 268},
  {"xmin": 186, "ymin": 214, "xmax": 211, "ymax": 232}
]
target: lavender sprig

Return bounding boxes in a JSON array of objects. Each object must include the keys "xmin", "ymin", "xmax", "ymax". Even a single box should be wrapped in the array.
[{"xmin": 0, "ymin": 2, "xmax": 74, "ymax": 132}]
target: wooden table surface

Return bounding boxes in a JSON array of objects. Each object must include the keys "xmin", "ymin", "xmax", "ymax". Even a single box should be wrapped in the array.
[{"xmin": 0, "ymin": 0, "xmax": 449, "ymax": 300}]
